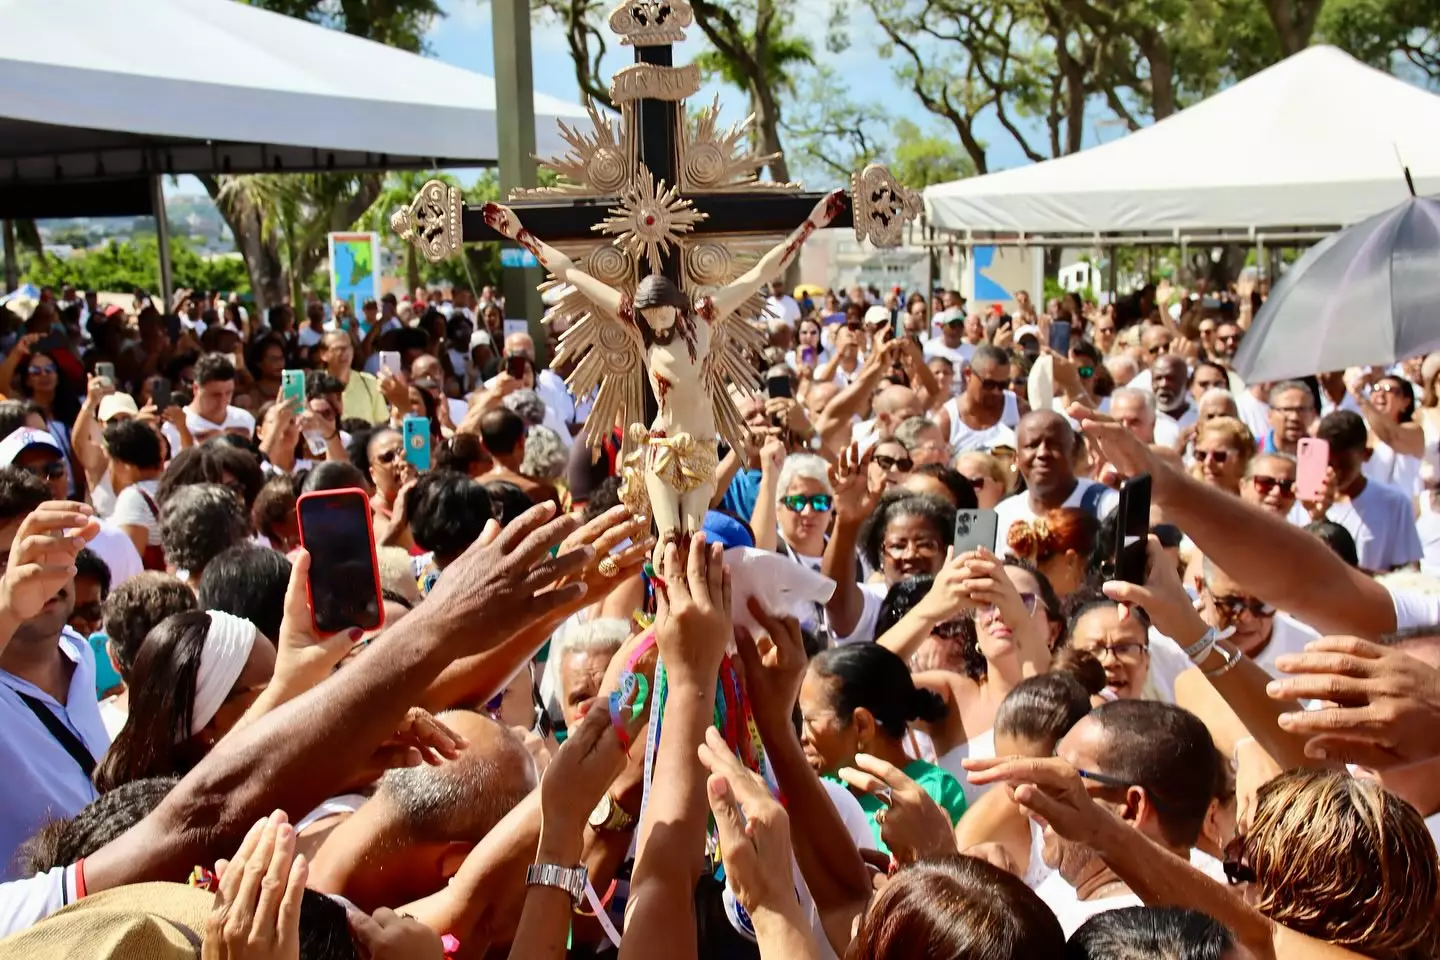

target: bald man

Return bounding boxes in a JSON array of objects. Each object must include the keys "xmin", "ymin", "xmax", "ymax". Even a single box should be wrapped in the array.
[
  {"xmin": 856, "ymin": 385, "xmax": 923, "ymax": 445},
  {"xmin": 995, "ymin": 410, "xmax": 1118, "ymax": 551},
  {"xmin": 306, "ymin": 711, "xmax": 538, "ymax": 913}
]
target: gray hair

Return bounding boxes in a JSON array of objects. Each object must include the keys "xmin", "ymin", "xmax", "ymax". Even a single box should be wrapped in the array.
[
  {"xmin": 1245, "ymin": 450, "xmax": 1296, "ymax": 478},
  {"xmin": 894, "ymin": 416, "xmax": 947, "ymax": 452},
  {"xmin": 775, "ymin": 453, "xmax": 832, "ymax": 504},
  {"xmin": 1197, "ymin": 388, "xmax": 1238, "ymax": 416},
  {"xmin": 380, "ymin": 712, "xmax": 537, "ymax": 843},
  {"xmin": 1105, "ymin": 354, "xmax": 1139, "ymax": 381},
  {"xmin": 520, "ymin": 425, "xmax": 568, "ymax": 481},
  {"xmin": 544, "ymin": 617, "xmax": 630, "ymax": 705},
  {"xmin": 1109, "ymin": 387, "xmax": 1156, "ymax": 424},
  {"xmin": 1267, "ymin": 380, "xmax": 1314, "ymax": 408},
  {"xmin": 159, "ymin": 483, "xmax": 250, "ymax": 575},
  {"xmin": 503, "ymin": 388, "xmax": 547, "ymax": 427}
]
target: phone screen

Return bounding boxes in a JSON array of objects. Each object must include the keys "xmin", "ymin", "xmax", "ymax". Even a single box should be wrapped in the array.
[
  {"xmin": 1113, "ymin": 474, "xmax": 1152, "ymax": 585},
  {"xmin": 1049, "ymin": 321, "xmax": 1072, "ymax": 354},
  {"xmin": 297, "ymin": 489, "xmax": 383, "ymax": 635},
  {"xmin": 95, "ymin": 362, "xmax": 116, "ymax": 382},
  {"xmin": 766, "ymin": 375, "xmax": 793, "ymax": 400},
  {"xmin": 150, "ymin": 377, "xmax": 172, "ymax": 410}
]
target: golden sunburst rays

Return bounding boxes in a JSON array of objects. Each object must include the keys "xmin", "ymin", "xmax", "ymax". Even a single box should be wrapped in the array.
[
  {"xmin": 595, "ymin": 167, "xmax": 707, "ymax": 274},
  {"xmin": 511, "ymin": 102, "xmax": 632, "ymax": 200},
  {"xmin": 680, "ymin": 96, "xmax": 798, "ymax": 193}
]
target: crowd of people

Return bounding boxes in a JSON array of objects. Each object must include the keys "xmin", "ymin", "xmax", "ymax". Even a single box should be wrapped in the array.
[{"xmin": 0, "ymin": 274, "xmax": 1436, "ymax": 959}]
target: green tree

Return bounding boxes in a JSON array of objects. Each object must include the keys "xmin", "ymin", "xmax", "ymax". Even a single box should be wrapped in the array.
[
  {"xmin": 888, "ymin": 119, "xmax": 975, "ymax": 188},
  {"xmin": 780, "ymin": 64, "xmax": 889, "ymax": 184},
  {"xmin": 20, "ymin": 238, "xmax": 250, "ymax": 294},
  {"xmin": 531, "ymin": 0, "xmax": 617, "ymax": 110}
]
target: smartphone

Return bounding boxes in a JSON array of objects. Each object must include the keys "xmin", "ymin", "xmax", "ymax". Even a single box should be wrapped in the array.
[
  {"xmin": 378, "ymin": 351, "xmax": 401, "ymax": 377},
  {"xmin": 150, "ymin": 376, "xmax": 172, "ymax": 410},
  {"xmin": 280, "ymin": 369, "xmax": 307, "ymax": 416},
  {"xmin": 505, "ymin": 352, "xmax": 530, "ymax": 379},
  {"xmin": 800, "ymin": 345, "xmax": 816, "ymax": 366},
  {"xmin": 94, "ymin": 361, "xmax": 116, "ymax": 383},
  {"xmin": 1113, "ymin": 474, "xmax": 1152, "ymax": 585},
  {"xmin": 1048, "ymin": 320, "xmax": 1072, "ymax": 354},
  {"xmin": 953, "ymin": 509, "xmax": 999, "ymax": 555},
  {"xmin": 296, "ymin": 489, "xmax": 384, "ymax": 635},
  {"xmin": 766, "ymin": 374, "xmax": 793, "ymax": 400},
  {"xmin": 403, "ymin": 415, "xmax": 432, "ymax": 471},
  {"xmin": 1296, "ymin": 437, "xmax": 1330, "ymax": 501}
]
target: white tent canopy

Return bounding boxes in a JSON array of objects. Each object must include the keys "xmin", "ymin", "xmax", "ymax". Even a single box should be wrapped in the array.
[
  {"xmin": 0, "ymin": 0, "xmax": 591, "ymax": 185},
  {"xmin": 924, "ymin": 46, "xmax": 1440, "ymax": 236}
]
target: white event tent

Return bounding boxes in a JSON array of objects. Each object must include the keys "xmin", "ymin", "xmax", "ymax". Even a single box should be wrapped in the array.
[{"xmin": 924, "ymin": 46, "xmax": 1440, "ymax": 237}]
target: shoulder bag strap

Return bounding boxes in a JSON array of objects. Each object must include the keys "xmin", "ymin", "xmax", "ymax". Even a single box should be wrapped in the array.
[{"xmin": 17, "ymin": 692, "xmax": 97, "ymax": 778}]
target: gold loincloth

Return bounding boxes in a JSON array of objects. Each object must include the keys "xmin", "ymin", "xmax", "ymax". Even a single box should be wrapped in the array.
[{"xmin": 618, "ymin": 425, "xmax": 719, "ymax": 517}]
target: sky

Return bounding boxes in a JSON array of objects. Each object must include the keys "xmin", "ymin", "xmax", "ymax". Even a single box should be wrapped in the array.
[{"xmin": 174, "ymin": 0, "xmax": 1111, "ymax": 197}]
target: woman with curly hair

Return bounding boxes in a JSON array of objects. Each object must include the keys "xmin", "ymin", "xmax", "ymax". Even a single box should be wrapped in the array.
[{"xmin": 1006, "ymin": 506, "xmax": 1101, "ymax": 598}]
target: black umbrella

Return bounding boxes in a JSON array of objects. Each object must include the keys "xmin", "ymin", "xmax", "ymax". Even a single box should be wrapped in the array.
[{"xmin": 1233, "ymin": 183, "xmax": 1440, "ymax": 384}]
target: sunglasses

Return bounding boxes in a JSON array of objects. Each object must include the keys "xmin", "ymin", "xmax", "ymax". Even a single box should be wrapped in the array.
[
  {"xmin": 974, "ymin": 377, "xmax": 1008, "ymax": 392},
  {"xmin": 1248, "ymin": 475, "xmax": 1295, "ymax": 497},
  {"xmin": 1076, "ymin": 767, "xmax": 1176, "ymax": 815},
  {"xmin": 18, "ymin": 461, "xmax": 66, "ymax": 481},
  {"xmin": 781, "ymin": 493, "xmax": 834, "ymax": 513},
  {"xmin": 27, "ymin": 365, "xmax": 56, "ymax": 376},
  {"xmin": 1077, "ymin": 366, "xmax": 1095, "ymax": 379},
  {"xmin": 375, "ymin": 448, "xmax": 401, "ymax": 466},
  {"xmin": 1211, "ymin": 595, "xmax": 1275, "ymax": 622},
  {"xmin": 873, "ymin": 454, "xmax": 914, "ymax": 473},
  {"xmin": 932, "ymin": 619, "xmax": 967, "ymax": 640},
  {"xmin": 1222, "ymin": 833, "xmax": 1256, "ymax": 885},
  {"xmin": 1195, "ymin": 449, "xmax": 1230, "ymax": 465}
]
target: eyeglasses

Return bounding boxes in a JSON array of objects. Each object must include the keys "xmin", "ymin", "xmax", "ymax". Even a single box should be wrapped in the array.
[
  {"xmin": 1010, "ymin": 378, "xmax": 1028, "ymax": 389},
  {"xmin": 1222, "ymin": 833, "xmax": 1256, "ymax": 885},
  {"xmin": 27, "ymin": 365, "xmax": 56, "ymax": 376},
  {"xmin": 1078, "ymin": 641, "xmax": 1149, "ymax": 662},
  {"xmin": 873, "ymin": 455, "xmax": 914, "ymax": 474},
  {"xmin": 782, "ymin": 493, "xmax": 834, "ymax": 513},
  {"xmin": 1210, "ymin": 594, "xmax": 1275, "ymax": 623},
  {"xmin": 1372, "ymin": 383, "xmax": 1403, "ymax": 396},
  {"xmin": 1248, "ymin": 475, "xmax": 1295, "ymax": 497},
  {"xmin": 1076, "ymin": 767, "xmax": 1176, "ymax": 815},
  {"xmin": 18, "ymin": 461, "xmax": 66, "ymax": 482},
  {"xmin": 978, "ymin": 591, "xmax": 1039, "ymax": 618},
  {"xmin": 1194, "ymin": 449, "xmax": 1230, "ymax": 465},
  {"xmin": 1217, "ymin": 333, "xmax": 1242, "ymax": 344},
  {"xmin": 882, "ymin": 538, "xmax": 942, "ymax": 559}
]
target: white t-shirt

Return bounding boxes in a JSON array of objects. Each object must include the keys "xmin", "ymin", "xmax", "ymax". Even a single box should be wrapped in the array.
[
  {"xmin": 296, "ymin": 325, "xmax": 325, "ymax": 348},
  {"xmin": 1153, "ymin": 411, "xmax": 1182, "ymax": 448},
  {"xmin": 922, "ymin": 338, "xmax": 973, "ymax": 369},
  {"xmin": 90, "ymin": 468, "xmax": 116, "ymax": 520},
  {"xmin": 836, "ymin": 582, "xmax": 889, "ymax": 646},
  {"xmin": 1419, "ymin": 511, "xmax": 1440, "ymax": 580},
  {"xmin": 86, "ymin": 522, "xmax": 143, "ymax": 592},
  {"xmin": 995, "ymin": 479, "xmax": 1119, "ymax": 552},
  {"xmin": 1035, "ymin": 871, "xmax": 1142, "ymax": 936},
  {"xmin": 1326, "ymin": 478, "xmax": 1422, "ymax": 572},
  {"xmin": 1145, "ymin": 614, "xmax": 1320, "ymax": 704},
  {"xmin": 935, "ymin": 728, "xmax": 996, "ymax": 809},
  {"xmin": 161, "ymin": 404, "xmax": 256, "ymax": 451},
  {"xmin": 765, "ymin": 294, "xmax": 802, "ymax": 324},
  {"xmin": 943, "ymin": 393, "xmax": 1020, "ymax": 453},
  {"xmin": 1389, "ymin": 585, "xmax": 1440, "ymax": 630},
  {"xmin": 109, "ymin": 479, "xmax": 161, "ymax": 547},
  {"xmin": 1364, "ymin": 439, "xmax": 1424, "ymax": 498}
]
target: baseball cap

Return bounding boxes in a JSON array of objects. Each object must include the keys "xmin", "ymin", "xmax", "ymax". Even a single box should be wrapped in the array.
[
  {"xmin": 1012, "ymin": 323, "xmax": 1042, "ymax": 343},
  {"xmin": 469, "ymin": 330, "xmax": 494, "ymax": 351},
  {"xmin": 97, "ymin": 394, "xmax": 140, "ymax": 422},
  {"xmin": 863, "ymin": 305, "xmax": 892, "ymax": 328},
  {"xmin": 934, "ymin": 308, "xmax": 965, "ymax": 326},
  {"xmin": 0, "ymin": 427, "xmax": 61, "ymax": 466}
]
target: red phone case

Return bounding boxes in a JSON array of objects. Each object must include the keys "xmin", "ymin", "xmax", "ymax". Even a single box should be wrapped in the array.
[{"xmin": 295, "ymin": 487, "xmax": 385, "ymax": 637}]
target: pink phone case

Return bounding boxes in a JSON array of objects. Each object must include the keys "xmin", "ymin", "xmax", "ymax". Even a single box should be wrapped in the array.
[{"xmin": 1295, "ymin": 437, "xmax": 1330, "ymax": 501}]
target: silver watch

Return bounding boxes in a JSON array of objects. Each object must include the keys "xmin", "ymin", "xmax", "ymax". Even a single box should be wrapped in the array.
[{"xmin": 526, "ymin": 862, "xmax": 588, "ymax": 904}]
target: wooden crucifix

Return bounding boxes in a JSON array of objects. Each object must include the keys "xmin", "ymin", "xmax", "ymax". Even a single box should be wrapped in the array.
[{"xmin": 392, "ymin": 0, "xmax": 921, "ymax": 558}]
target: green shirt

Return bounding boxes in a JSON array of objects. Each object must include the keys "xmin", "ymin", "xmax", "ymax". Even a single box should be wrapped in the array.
[
  {"xmin": 828, "ymin": 759, "xmax": 968, "ymax": 855},
  {"xmin": 341, "ymin": 371, "xmax": 387, "ymax": 425}
]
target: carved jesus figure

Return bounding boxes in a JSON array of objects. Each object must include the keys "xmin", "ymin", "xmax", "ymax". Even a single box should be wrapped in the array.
[{"xmin": 482, "ymin": 190, "xmax": 846, "ymax": 560}]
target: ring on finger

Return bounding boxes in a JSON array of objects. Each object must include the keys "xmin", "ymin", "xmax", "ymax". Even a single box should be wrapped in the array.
[{"xmin": 598, "ymin": 555, "xmax": 621, "ymax": 578}]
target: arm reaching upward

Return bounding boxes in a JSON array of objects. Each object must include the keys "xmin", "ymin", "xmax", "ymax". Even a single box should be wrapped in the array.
[
  {"xmin": 709, "ymin": 191, "xmax": 847, "ymax": 321},
  {"xmin": 483, "ymin": 202, "xmax": 627, "ymax": 319}
]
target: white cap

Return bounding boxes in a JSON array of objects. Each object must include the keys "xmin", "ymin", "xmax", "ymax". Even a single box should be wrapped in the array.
[
  {"xmin": 934, "ymin": 307, "xmax": 965, "ymax": 325},
  {"xmin": 0, "ymin": 427, "xmax": 61, "ymax": 466},
  {"xmin": 864, "ymin": 305, "xmax": 892, "ymax": 327},
  {"xmin": 98, "ymin": 393, "xmax": 140, "ymax": 422},
  {"xmin": 1013, "ymin": 323, "xmax": 1042, "ymax": 342},
  {"xmin": 469, "ymin": 329, "xmax": 494, "ymax": 350}
]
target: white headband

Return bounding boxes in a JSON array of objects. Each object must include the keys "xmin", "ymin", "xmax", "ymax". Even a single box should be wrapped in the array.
[{"xmin": 189, "ymin": 610, "xmax": 259, "ymax": 738}]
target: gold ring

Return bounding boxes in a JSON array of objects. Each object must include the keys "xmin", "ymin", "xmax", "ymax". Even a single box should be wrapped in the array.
[{"xmin": 598, "ymin": 556, "xmax": 621, "ymax": 578}]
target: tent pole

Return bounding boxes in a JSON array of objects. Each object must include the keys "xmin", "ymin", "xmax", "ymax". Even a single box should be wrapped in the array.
[
  {"xmin": 2, "ymin": 220, "xmax": 16, "ymax": 292},
  {"xmin": 151, "ymin": 175, "xmax": 174, "ymax": 309}
]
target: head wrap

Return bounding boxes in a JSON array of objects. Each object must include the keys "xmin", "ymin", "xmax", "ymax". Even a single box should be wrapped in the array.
[{"xmin": 188, "ymin": 610, "xmax": 259, "ymax": 738}]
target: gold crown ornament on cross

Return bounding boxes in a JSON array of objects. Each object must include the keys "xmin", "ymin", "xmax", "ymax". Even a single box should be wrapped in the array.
[{"xmin": 391, "ymin": 0, "xmax": 922, "ymax": 561}]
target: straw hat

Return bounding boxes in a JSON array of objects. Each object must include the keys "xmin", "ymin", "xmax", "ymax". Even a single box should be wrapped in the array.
[{"xmin": 0, "ymin": 882, "xmax": 210, "ymax": 959}]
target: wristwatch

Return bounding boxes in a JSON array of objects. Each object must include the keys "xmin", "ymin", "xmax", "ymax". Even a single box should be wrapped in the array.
[
  {"xmin": 526, "ymin": 863, "xmax": 589, "ymax": 904},
  {"xmin": 588, "ymin": 793, "xmax": 637, "ymax": 832}
]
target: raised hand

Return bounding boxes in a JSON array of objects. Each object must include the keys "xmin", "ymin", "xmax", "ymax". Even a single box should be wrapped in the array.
[
  {"xmin": 552, "ymin": 505, "xmax": 654, "ymax": 607},
  {"xmin": 368, "ymin": 706, "xmax": 467, "ymax": 772},
  {"xmin": 481, "ymin": 201, "xmax": 523, "ymax": 241},
  {"xmin": 759, "ymin": 432, "xmax": 787, "ymax": 476},
  {"xmin": 202, "ymin": 812, "xmax": 305, "ymax": 960},
  {"xmin": 697, "ymin": 727, "xmax": 801, "ymax": 917},
  {"xmin": 828, "ymin": 442, "xmax": 877, "ymax": 523},
  {"xmin": 1100, "ymin": 536, "xmax": 1208, "ymax": 643},
  {"xmin": 1070, "ymin": 405, "xmax": 1170, "ymax": 493},
  {"xmin": 538, "ymin": 695, "xmax": 639, "ymax": 847},
  {"xmin": 653, "ymin": 533, "xmax": 732, "ymax": 688},
  {"xmin": 1268, "ymin": 636, "xmax": 1440, "ymax": 770},
  {"xmin": 962, "ymin": 755, "xmax": 1109, "ymax": 847},
  {"xmin": 838, "ymin": 754, "xmax": 956, "ymax": 864},
  {"xmin": 733, "ymin": 599, "xmax": 806, "ymax": 741},
  {"xmin": 275, "ymin": 549, "xmax": 361, "ymax": 678},
  {"xmin": 420, "ymin": 502, "xmax": 589, "ymax": 652},
  {"xmin": 0, "ymin": 502, "xmax": 99, "ymax": 628}
]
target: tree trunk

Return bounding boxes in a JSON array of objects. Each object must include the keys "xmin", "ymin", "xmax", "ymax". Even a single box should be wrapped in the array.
[
  {"xmin": 1139, "ymin": 30, "xmax": 1177, "ymax": 119},
  {"xmin": 2, "ymin": 220, "xmax": 16, "ymax": 291},
  {"xmin": 1264, "ymin": 0, "xmax": 1323, "ymax": 56},
  {"xmin": 406, "ymin": 246, "xmax": 421, "ymax": 294},
  {"xmin": 752, "ymin": 85, "xmax": 791, "ymax": 183},
  {"xmin": 197, "ymin": 174, "xmax": 285, "ymax": 310}
]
